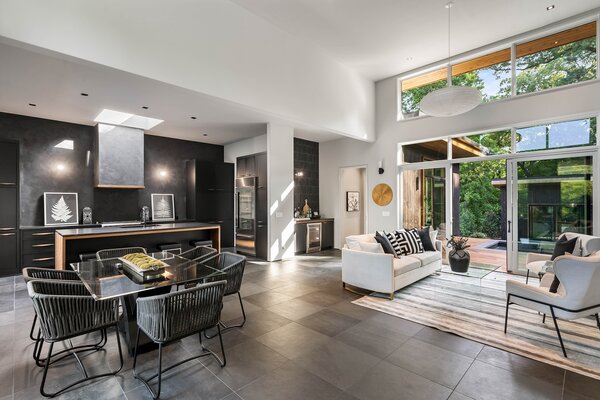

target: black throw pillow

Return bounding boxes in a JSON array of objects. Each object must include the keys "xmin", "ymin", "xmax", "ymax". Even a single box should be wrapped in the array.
[
  {"xmin": 375, "ymin": 231, "xmax": 396, "ymax": 255},
  {"xmin": 414, "ymin": 226, "xmax": 436, "ymax": 252},
  {"xmin": 548, "ymin": 236, "xmax": 577, "ymax": 293},
  {"xmin": 550, "ymin": 236, "xmax": 577, "ymax": 261}
]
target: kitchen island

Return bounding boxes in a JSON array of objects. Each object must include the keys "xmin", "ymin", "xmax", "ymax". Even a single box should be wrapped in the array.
[{"xmin": 54, "ymin": 222, "xmax": 221, "ymax": 269}]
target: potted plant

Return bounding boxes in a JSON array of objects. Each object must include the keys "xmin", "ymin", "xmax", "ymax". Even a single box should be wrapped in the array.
[{"xmin": 447, "ymin": 236, "xmax": 470, "ymax": 273}]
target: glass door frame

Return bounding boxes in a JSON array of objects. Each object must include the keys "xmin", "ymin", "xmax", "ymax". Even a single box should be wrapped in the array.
[
  {"xmin": 506, "ymin": 150, "xmax": 599, "ymax": 273},
  {"xmin": 398, "ymin": 144, "xmax": 599, "ymax": 275}
]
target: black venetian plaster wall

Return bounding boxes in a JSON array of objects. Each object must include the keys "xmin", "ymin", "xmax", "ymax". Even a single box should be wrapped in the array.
[
  {"xmin": 0, "ymin": 112, "xmax": 223, "ymax": 226},
  {"xmin": 294, "ymin": 138, "xmax": 319, "ymax": 213}
]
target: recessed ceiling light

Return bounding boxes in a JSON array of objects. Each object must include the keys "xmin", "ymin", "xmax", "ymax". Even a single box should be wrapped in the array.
[
  {"xmin": 546, "ymin": 5, "xmax": 555, "ymax": 10},
  {"xmin": 80, "ymin": 92, "xmax": 89, "ymax": 97},
  {"xmin": 94, "ymin": 108, "xmax": 163, "ymax": 130},
  {"xmin": 28, "ymin": 103, "xmax": 36, "ymax": 107},
  {"xmin": 203, "ymin": 134, "xmax": 208, "ymax": 136},
  {"xmin": 142, "ymin": 106, "xmax": 149, "ymax": 110},
  {"xmin": 190, "ymin": 116, "xmax": 197, "ymax": 120},
  {"xmin": 406, "ymin": 56, "xmax": 413, "ymax": 61}
]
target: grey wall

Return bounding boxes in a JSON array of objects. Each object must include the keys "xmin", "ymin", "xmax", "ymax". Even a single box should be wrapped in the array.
[
  {"xmin": 294, "ymin": 138, "xmax": 319, "ymax": 213},
  {"xmin": 0, "ymin": 112, "xmax": 223, "ymax": 226}
]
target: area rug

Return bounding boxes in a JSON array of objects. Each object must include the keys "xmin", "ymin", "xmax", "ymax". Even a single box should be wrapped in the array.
[{"xmin": 352, "ymin": 270, "xmax": 600, "ymax": 380}]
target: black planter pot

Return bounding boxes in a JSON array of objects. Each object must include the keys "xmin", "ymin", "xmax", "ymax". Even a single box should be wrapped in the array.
[{"xmin": 448, "ymin": 249, "xmax": 470, "ymax": 272}]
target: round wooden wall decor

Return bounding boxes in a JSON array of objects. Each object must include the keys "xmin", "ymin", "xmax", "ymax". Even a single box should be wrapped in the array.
[{"xmin": 372, "ymin": 183, "xmax": 393, "ymax": 206}]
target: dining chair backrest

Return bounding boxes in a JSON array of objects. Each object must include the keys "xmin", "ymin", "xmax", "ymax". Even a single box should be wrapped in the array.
[
  {"xmin": 96, "ymin": 246, "xmax": 147, "ymax": 260},
  {"xmin": 22, "ymin": 267, "xmax": 80, "ymax": 283},
  {"xmin": 553, "ymin": 255, "xmax": 600, "ymax": 313},
  {"xmin": 136, "ymin": 280, "xmax": 227, "ymax": 343},
  {"xmin": 178, "ymin": 246, "xmax": 217, "ymax": 263},
  {"xmin": 203, "ymin": 252, "xmax": 246, "ymax": 296}
]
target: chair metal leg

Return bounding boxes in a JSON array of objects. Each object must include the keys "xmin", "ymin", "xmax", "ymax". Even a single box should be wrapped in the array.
[
  {"xmin": 525, "ymin": 269, "xmax": 530, "ymax": 284},
  {"xmin": 205, "ymin": 292, "xmax": 246, "ymax": 339},
  {"xmin": 389, "ymin": 292, "xmax": 394, "ymax": 300},
  {"xmin": 595, "ymin": 314, "xmax": 600, "ymax": 331},
  {"xmin": 29, "ymin": 314, "xmax": 38, "ymax": 341},
  {"xmin": 504, "ymin": 296, "xmax": 510, "ymax": 333},
  {"xmin": 39, "ymin": 326, "xmax": 123, "ymax": 398},
  {"xmin": 34, "ymin": 328, "xmax": 108, "ymax": 368},
  {"xmin": 550, "ymin": 307, "xmax": 568, "ymax": 358},
  {"xmin": 542, "ymin": 314, "xmax": 546, "ymax": 324}
]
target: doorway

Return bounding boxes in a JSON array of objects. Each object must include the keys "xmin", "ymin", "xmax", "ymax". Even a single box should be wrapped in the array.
[{"xmin": 338, "ymin": 166, "xmax": 368, "ymax": 246}]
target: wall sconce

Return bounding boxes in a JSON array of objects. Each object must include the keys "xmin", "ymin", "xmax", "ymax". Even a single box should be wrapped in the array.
[
  {"xmin": 378, "ymin": 160, "xmax": 384, "ymax": 175},
  {"xmin": 158, "ymin": 169, "xmax": 168, "ymax": 178},
  {"xmin": 294, "ymin": 171, "xmax": 304, "ymax": 177},
  {"xmin": 54, "ymin": 163, "xmax": 66, "ymax": 172}
]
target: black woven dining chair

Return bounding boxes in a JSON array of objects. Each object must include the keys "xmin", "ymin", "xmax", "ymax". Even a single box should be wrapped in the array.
[
  {"xmin": 27, "ymin": 279, "xmax": 123, "ymax": 398},
  {"xmin": 133, "ymin": 280, "xmax": 227, "ymax": 399},
  {"xmin": 96, "ymin": 246, "xmax": 147, "ymax": 260},
  {"xmin": 22, "ymin": 267, "xmax": 81, "ymax": 342},
  {"xmin": 177, "ymin": 245, "xmax": 217, "ymax": 262},
  {"xmin": 202, "ymin": 252, "xmax": 247, "ymax": 338}
]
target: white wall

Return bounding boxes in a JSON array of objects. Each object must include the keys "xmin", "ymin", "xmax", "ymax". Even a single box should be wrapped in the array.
[
  {"xmin": 320, "ymin": 78, "xmax": 600, "ymax": 248},
  {"xmin": 0, "ymin": 0, "xmax": 374, "ymax": 141},
  {"xmin": 267, "ymin": 124, "xmax": 295, "ymax": 261},
  {"xmin": 224, "ymin": 134, "xmax": 268, "ymax": 169},
  {"xmin": 339, "ymin": 167, "xmax": 366, "ymax": 243}
]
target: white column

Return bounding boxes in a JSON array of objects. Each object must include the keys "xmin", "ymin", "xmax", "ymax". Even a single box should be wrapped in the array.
[{"xmin": 267, "ymin": 123, "xmax": 295, "ymax": 261}]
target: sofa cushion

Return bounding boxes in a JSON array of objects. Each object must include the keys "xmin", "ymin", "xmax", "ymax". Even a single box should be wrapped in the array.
[
  {"xmin": 358, "ymin": 242, "xmax": 384, "ymax": 254},
  {"xmin": 375, "ymin": 231, "xmax": 396, "ymax": 255},
  {"xmin": 394, "ymin": 229, "xmax": 424, "ymax": 255},
  {"xmin": 393, "ymin": 257, "xmax": 421, "ymax": 276},
  {"xmin": 414, "ymin": 227, "xmax": 435, "ymax": 252},
  {"xmin": 346, "ymin": 234, "xmax": 377, "ymax": 249},
  {"xmin": 383, "ymin": 231, "xmax": 401, "ymax": 257},
  {"xmin": 551, "ymin": 236, "xmax": 577, "ymax": 261},
  {"xmin": 405, "ymin": 251, "xmax": 441, "ymax": 266}
]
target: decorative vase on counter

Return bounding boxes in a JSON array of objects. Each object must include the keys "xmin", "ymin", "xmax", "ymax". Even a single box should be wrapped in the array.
[
  {"xmin": 82, "ymin": 207, "xmax": 93, "ymax": 224},
  {"xmin": 302, "ymin": 199, "xmax": 311, "ymax": 218}
]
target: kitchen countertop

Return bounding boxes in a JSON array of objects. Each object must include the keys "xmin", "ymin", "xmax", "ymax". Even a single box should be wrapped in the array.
[
  {"xmin": 55, "ymin": 222, "xmax": 220, "ymax": 237},
  {"xmin": 294, "ymin": 218, "xmax": 334, "ymax": 224}
]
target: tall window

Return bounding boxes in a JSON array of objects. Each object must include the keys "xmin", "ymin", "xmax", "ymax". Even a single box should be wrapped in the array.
[
  {"xmin": 399, "ymin": 22, "xmax": 598, "ymax": 120},
  {"xmin": 516, "ymin": 117, "xmax": 597, "ymax": 153},
  {"xmin": 516, "ymin": 22, "xmax": 597, "ymax": 95}
]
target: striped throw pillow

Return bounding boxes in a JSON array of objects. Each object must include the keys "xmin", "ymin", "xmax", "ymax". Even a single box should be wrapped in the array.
[
  {"xmin": 382, "ymin": 231, "xmax": 401, "ymax": 257},
  {"xmin": 394, "ymin": 229, "xmax": 424, "ymax": 255}
]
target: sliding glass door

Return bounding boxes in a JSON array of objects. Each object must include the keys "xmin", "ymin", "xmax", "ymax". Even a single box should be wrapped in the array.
[{"xmin": 508, "ymin": 155, "xmax": 594, "ymax": 273}]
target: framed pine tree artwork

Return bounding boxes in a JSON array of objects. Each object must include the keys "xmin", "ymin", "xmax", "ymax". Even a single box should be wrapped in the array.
[
  {"xmin": 151, "ymin": 193, "xmax": 175, "ymax": 221},
  {"xmin": 44, "ymin": 192, "xmax": 79, "ymax": 226}
]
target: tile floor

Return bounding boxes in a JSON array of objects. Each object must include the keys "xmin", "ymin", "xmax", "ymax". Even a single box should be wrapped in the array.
[{"xmin": 0, "ymin": 250, "xmax": 598, "ymax": 400}]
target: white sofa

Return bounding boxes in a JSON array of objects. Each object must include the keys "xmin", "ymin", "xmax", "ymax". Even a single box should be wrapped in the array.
[{"xmin": 342, "ymin": 233, "xmax": 443, "ymax": 299}]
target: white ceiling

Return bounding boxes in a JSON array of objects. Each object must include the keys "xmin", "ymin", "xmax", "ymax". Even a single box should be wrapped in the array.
[
  {"xmin": 0, "ymin": 40, "xmax": 341, "ymax": 144},
  {"xmin": 231, "ymin": 0, "xmax": 600, "ymax": 81}
]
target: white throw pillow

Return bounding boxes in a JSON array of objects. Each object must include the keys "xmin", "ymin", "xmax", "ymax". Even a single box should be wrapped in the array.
[
  {"xmin": 358, "ymin": 242, "xmax": 384, "ymax": 254},
  {"xmin": 429, "ymin": 229, "xmax": 438, "ymax": 246},
  {"xmin": 346, "ymin": 238, "xmax": 361, "ymax": 251}
]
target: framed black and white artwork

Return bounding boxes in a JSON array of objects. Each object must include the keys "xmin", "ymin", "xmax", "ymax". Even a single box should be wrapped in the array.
[
  {"xmin": 44, "ymin": 192, "xmax": 79, "ymax": 226},
  {"xmin": 151, "ymin": 193, "xmax": 175, "ymax": 221},
  {"xmin": 346, "ymin": 191, "xmax": 359, "ymax": 212}
]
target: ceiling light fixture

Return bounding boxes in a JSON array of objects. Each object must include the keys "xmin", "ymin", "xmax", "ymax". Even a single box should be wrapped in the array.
[
  {"xmin": 419, "ymin": 2, "xmax": 481, "ymax": 117},
  {"xmin": 190, "ymin": 116, "xmax": 197, "ymax": 120},
  {"xmin": 546, "ymin": 5, "xmax": 555, "ymax": 11},
  {"xmin": 142, "ymin": 106, "xmax": 149, "ymax": 110},
  {"xmin": 80, "ymin": 93, "xmax": 89, "ymax": 97},
  {"xmin": 203, "ymin": 134, "xmax": 208, "ymax": 136},
  {"xmin": 28, "ymin": 103, "xmax": 36, "ymax": 107}
]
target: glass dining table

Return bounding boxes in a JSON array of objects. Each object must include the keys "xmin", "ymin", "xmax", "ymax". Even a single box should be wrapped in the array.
[{"xmin": 71, "ymin": 251, "xmax": 226, "ymax": 354}]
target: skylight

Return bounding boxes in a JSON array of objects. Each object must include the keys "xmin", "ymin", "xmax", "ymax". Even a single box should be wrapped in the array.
[
  {"xmin": 94, "ymin": 109, "xmax": 163, "ymax": 130},
  {"xmin": 54, "ymin": 139, "xmax": 74, "ymax": 150}
]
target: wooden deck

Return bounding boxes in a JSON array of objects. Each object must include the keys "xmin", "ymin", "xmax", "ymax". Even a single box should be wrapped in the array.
[{"xmin": 442, "ymin": 237, "xmax": 508, "ymax": 272}]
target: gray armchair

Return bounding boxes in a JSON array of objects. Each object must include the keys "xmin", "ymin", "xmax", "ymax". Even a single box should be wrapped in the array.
[
  {"xmin": 505, "ymin": 254, "xmax": 600, "ymax": 357},
  {"xmin": 133, "ymin": 280, "xmax": 227, "ymax": 399},
  {"xmin": 203, "ymin": 252, "xmax": 247, "ymax": 337},
  {"xmin": 27, "ymin": 279, "xmax": 123, "ymax": 397}
]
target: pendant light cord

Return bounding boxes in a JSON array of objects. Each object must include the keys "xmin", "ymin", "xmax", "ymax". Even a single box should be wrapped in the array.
[{"xmin": 446, "ymin": 1, "xmax": 453, "ymax": 86}]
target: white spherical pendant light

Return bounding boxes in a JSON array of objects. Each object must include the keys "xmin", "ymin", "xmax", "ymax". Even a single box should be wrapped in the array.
[{"xmin": 420, "ymin": 85, "xmax": 482, "ymax": 117}]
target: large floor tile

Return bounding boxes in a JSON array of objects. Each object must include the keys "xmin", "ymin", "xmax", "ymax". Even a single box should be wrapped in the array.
[
  {"xmin": 236, "ymin": 360, "xmax": 349, "ymax": 400},
  {"xmin": 296, "ymin": 290, "xmax": 348, "ymax": 307},
  {"xmin": 328, "ymin": 300, "xmax": 379, "ymax": 321},
  {"xmin": 475, "ymin": 346, "xmax": 565, "ymax": 387},
  {"xmin": 455, "ymin": 360, "xmax": 563, "ymax": 400},
  {"xmin": 297, "ymin": 309, "xmax": 360, "ymax": 337},
  {"xmin": 233, "ymin": 309, "xmax": 293, "ymax": 338},
  {"xmin": 243, "ymin": 290, "xmax": 293, "ymax": 308},
  {"xmin": 293, "ymin": 339, "xmax": 380, "ymax": 390},
  {"xmin": 334, "ymin": 320, "xmax": 409, "ymax": 359},
  {"xmin": 414, "ymin": 326, "xmax": 484, "ymax": 358},
  {"xmin": 363, "ymin": 312, "xmax": 424, "ymax": 337},
  {"xmin": 386, "ymin": 338, "xmax": 473, "ymax": 389},
  {"xmin": 266, "ymin": 298, "xmax": 323, "ymax": 321},
  {"xmin": 202, "ymin": 339, "xmax": 288, "ymax": 390},
  {"xmin": 348, "ymin": 360, "xmax": 452, "ymax": 400},
  {"xmin": 255, "ymin": 322, "xmax": 331, "ymax": 360}
]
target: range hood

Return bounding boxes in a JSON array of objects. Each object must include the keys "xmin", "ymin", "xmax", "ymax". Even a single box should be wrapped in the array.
[{"xmin": 94, "ymin": 124, "xmax": 145, "ymax": 188}]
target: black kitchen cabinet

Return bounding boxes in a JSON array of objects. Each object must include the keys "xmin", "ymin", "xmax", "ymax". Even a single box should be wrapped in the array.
[
  {"xmin": 0, "ymin": 140, "xmax": 18, "ymax": 277},
  {"xmin": 321, "ymin": 220, "xmax": 334, "ymax": 250},
  {"xmin": 186, "ymin": 160, "xmax": 234, "ymax": 247},
  {"xmin": 295, "ymin": 223, "xmax": 307, "ymax": 254}
]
